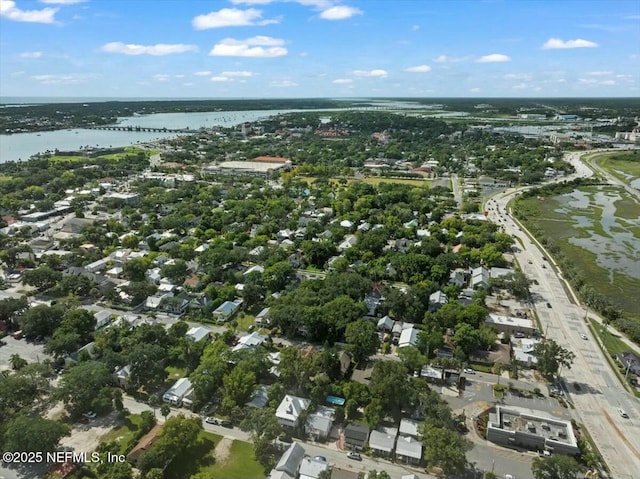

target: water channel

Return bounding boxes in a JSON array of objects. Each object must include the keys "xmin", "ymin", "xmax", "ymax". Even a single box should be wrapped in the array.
[{"xmin": 0, "ymin": 107, "xmax": 346, "ymax": 164}]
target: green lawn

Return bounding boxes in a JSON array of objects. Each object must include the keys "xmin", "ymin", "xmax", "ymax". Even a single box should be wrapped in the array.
[
  {"xmin": 165, "ymin": 434, "xmax": 265, "ymax": 479},
  {"xmin": 163, "ymin": 431, "xmax": 221, "ymax": 479},
  {"xmin": 362, "ymin": 177, "xmax": 430, "ymax": 187},
  {"xmin": 205, "ymin": 440, "xmax": 265, "ymax": 479},
  {"xmin": 589, "ymin": 319, "xmax": 629, "ymax": 357},
  {"xmin": 165, "ymin": 365, "xmax": 188, "ymax": 381},
  {"xmin": 235, "ymin": 313, "xmax": 256, "ymax": 332},
  {"xmin": 99, "ymin": 413, "xmax": 145, "ymax": 455}
]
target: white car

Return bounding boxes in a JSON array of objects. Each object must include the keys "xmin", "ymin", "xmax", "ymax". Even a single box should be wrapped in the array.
[
  {"xmin": 581, "ymin": 334, "xmax": 588, "ymax": 340},
  {"xmin": 82, "ymin": 411, "xmax": 96, "ymax": 420},
  {"xmin": 463, "ymin": 368, "xmax": 475, "ymax": 374},
  {"xmin": 618, "ymin": 408, "xmax": 629, "ymax": 418}
]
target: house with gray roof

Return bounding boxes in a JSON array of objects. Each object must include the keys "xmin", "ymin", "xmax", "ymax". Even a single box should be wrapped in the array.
[
  {"xmin": 344, "ymin": 423, "xmax": 369, "ymax": 450},
  {"xmin": 212, "ymin": 299, "xmax": 242, "ymax": 323},
  {"xmin": 268, "ymin": 442, "xmax": 305, "ymax": 479},
  {"xmin": 369, "ymin": 426, "xmax": 398, "ymax": 457},
  {"xmin": 305, "ymin": 405, "xmax": 335, "ymax": 441}
]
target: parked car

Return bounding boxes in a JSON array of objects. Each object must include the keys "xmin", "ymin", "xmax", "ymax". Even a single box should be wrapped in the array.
[
  {"xmin": 546, "ymin": 302, "xmax": 552, "ymax": 308},
  {"xmin": 82, "ymin": 411, "xmax": 96, "ymax": 420},
  {"xmin": 314, "ymin": 456, "xmax": 327, "ymax": 462},
  {"xmin": 581, "ymin": 334, "xmax": 588, "ymax": 340},
  {"xmin": 463, "ymin": 368, "xmax": 475, "ymax": 374},
  {"xmin": 205, "ymin": 417, "xmax": 220, "ymax": 425},
  {"xmin": 220, "ymin": 420, "xmax": 232, "ymax": 428},
  {"xmin": 347, "ymin": 451, "xmax": 362, "ymax": 461},
  {"xmin": 618, "ymin": 408, "xmax": 629, "ymax": 418}
]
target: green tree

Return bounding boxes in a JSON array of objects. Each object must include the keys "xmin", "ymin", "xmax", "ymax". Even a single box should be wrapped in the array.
[
  {"xmin": 397, "ymin": 346, "xmax": 425, "ymax": 373},
  {"xmin": 420, "ymin": 423, "xmax": 471, "ymax": 477},
  {"xmin": 531, "ymin": 454, "xmax": 581, "ymax": 479},
  {"xmin": 56, "ymin": 360, "xmax": 112, "ymax": 415},
  {"xmin": 160, "ymin": 404, "xmax": 171, "ymax": 422},
  {"xmin": 369, "ymin": 361, "xmax": 410, "ymax": 418},
  {"xmin": 532, "ymin": 339, "xmax": 576, "ymax": 378},
  {"xmin": 22, "ymin": 266, "xmax": 62, "ymax": 291},
  {"xmin": 221, "ymin": 365, "xmax": 257, "ymax": 411},
  {"xmin": 345, "ymin": 319, "xmax": 380, "ymax": 363},
  {"xmin": 19, "ymin": 304, "xmax": 65, "ymax": 338},
  {"xmin": 4, "ymin": 416, "xmax": 70, "ymax": 453},
  {"xmin": 9, "ymin": 353, "xmax": 28, "ymax": 370},
  {"xmin": 128, "ymin": 344, "xmax": 168, "ymax": 391}
]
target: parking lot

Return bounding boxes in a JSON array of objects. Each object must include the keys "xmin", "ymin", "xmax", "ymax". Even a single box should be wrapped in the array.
[{"xmin": 0, "ymin": 336, "xmax": 48, "ymax": 372}]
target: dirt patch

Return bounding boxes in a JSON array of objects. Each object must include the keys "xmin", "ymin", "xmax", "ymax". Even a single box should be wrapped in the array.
[{"xmin": 214, "ymin": 437, "xmax": 233, "ymax": 464}]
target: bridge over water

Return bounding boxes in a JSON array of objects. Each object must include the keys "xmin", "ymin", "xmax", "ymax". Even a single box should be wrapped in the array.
[{"xmin": 90, "ymin": 125, "xmax": 193, "ymax": 134}]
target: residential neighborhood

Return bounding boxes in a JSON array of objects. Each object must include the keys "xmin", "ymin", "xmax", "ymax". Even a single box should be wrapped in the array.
[{"xmin": 0, "ymin": 98, "xmax": 639, "ymax": 479}]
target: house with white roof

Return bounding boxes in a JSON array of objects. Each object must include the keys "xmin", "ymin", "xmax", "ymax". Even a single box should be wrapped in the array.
[
  {"xmin": 162, "ymin": 377, "xmax": 193, "ymax": 406},
  {"xmin": 471, "ymin": 266, "xmax": 489, "ymax": 289},
  {"xmin": 232, "ymin": 332, "xmax": 267, "ymax": 352},
  {"xmin": 395, "ymin": 435, "xmax": 423, "ymax": 466},
  {"xmin": 398, "ymin": 326, "xmax": 419, "ymax": 348},
  {"xmin": 428, "ymin": 290, "xmax": 448, "ymax": 312},
  {"xmin": 338, "ymin": 235, "xmax": 357, "ymax": 251},
  {"xmin": 299, "ymin": 456, "xmax": 329, "ymax": 479},
  {"xmin": 276, "ymin": 395, "xmax": 311, "ymax": 430},
  {"xmin": 185, "ymin": 326, "xmax": 211, "ymax": 342},
  {"xmin": 377, "ymin": 315, "xmax": 395, "ymax": 332}
]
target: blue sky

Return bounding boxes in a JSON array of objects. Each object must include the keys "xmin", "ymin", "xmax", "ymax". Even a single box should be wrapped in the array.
[{"xmin": 1, "ymin": 0, "xmax": 639, "ymax": 98}]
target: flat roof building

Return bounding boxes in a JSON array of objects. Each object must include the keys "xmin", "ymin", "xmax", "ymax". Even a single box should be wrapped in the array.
[
  {"xmin": 486, "ymin": 314, "xmax": 536, "ymax": 335},
  {"xmin": 487, "ymin": 406, "xmax": 579, "ymax": 455},
  {"xmin": 203, "ymin": 156, "xmax": 291, "ymax": 178}
]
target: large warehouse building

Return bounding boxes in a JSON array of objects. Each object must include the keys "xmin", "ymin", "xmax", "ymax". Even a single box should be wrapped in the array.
[{"xmin": 203, "ymin": 156, "xmax": 292, "ymax": 177}]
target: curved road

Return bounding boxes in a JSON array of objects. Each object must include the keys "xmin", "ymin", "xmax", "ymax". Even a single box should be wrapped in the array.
[{"xmin": 486, "ymin": 150, "xmax": 640, "ymax": 478}]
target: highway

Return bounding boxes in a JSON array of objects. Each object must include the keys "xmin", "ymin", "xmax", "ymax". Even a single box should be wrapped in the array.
[{"xmin": 486, "ymin": 151, "xmax": 640, "ymax": 478}]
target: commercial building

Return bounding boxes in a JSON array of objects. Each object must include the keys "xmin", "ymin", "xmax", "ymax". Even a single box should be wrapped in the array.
[
  {"xmin": 487, "ymin": 406, "xmax": 579, "ymax": 455},
  {"xmin": 485, "ymin": 314, "xmax": 536, "ymax": 336},
  {"xmin": 203, "ymin": 156, "xmax": 291, "ymax": 178}
]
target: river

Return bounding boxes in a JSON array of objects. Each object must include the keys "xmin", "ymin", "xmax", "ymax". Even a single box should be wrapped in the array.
[{"xmin": 0, "ymin": 108, "xmax": 340, "ymax": 164}]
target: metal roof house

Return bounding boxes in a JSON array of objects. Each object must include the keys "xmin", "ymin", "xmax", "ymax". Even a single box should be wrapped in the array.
[{"xmin": 162, "ymin": 377, "xmax": 193, "ymax": 406}]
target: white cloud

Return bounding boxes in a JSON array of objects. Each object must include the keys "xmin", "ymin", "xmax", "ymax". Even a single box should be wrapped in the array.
[
  {"xmin": 512, "ymin": 83, "xmax": 527, "ymax": 90},
  {"xmin": 578, "ymin": 78, "xmax": 598, "ymax": 84},
  {"xmin": 20, "ymin": 51, "xmax": 43, "ymax": 58},
  {"xmin": 39, "ymin": 0, "xmax": 85, "ymax": 4},
  {"xmin": 469, "ymin": 87, "xmax": 481, "ymax": 93},
  {"xmin": 31, "ymin": 73, "xmax": 95, "ymax": 85},
  {"xmin": 194, "ymin": 71, "xmax": 212, "ymax": 76},
  {"xmin": 588, "ymin": 71, "xmax": 612, "ymax": 76},
  {"xmin": 183, "ymin": 82, "xmax": 194, "ymax": 87},
  {"xmin": 270, "ymin": 79, "xmax": 298, "ymax": 87},
  {"xmin": 476, "ymin": 53, "xmax": 511, "ymax": 63},
  {"xmin": 433, "ymin": 54, "xmax": 469, "ymax": 63},
  {"xmin": 0, "ymin": 0, "xmax": 57, "ymax": 23},
  {"xmin": 101, "ymin": 42, "xmax": 198, "ymax": 55},
  {"xmin": 404, "ymin": 65, "xmax": 431, "ymax": 73},
  {"xmin": 153, "ymin": 74, "xmax": 170, "ymax": 82},
  {"xmin": 353, "ymin": 69, "xmax": 388, "ymax": 78},
  {"xmin": 209, "ymin": 36, "xmax": 287, "ymax": 57},
  {"xmin": 320, "ymin": 5, "xmax": 362, "ymax": 20},
  {"xmin": 332, "ymin": 78, "xmax": 353, "ymax": 84},
  {"xmin": 192, "ymin": 7, "xmax": 278, "ymax": 29},
  {"xmin": 542, "ymin": 38, "xmax": 598, "ymax": 49},
  {"xmin": 411, "ymin": 25, "xmax": 420, "ymax": 31},
  {"xmin": 220, "ymin": 70, "xmax": 255, "ymax": 77},
  {"xmin": 600, "ymin": 80, "xmax": 616, "ymax": 85},
  {"xmin": 211, "ymin": 76, "xmax": 232, "ymax": 82},
  {"xmin": 503, "ymin": 73, "xmax": 531, "ymax": 80},
  {"xmin": 174, "ymin": 74, "xmax": 185, "ymax": 78}
]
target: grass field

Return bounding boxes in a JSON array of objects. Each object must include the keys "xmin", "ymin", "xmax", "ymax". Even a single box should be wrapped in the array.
[
  {"xmin": 165, "ymin": 365, "xmax": 188, "ymax": 381},
  {"xmin": 516, "ymin": 185, "xmax": 640, "ymax": 319},
  {"xmin": 163, "ymin": 431, "xmax": 222, "ymax": 479},
  {"xmin": 99, "ymin": 413, "xmax": 145, "ymax": 455},
  {"xmin": 589, "ymin": 319, "xmax": 629, "ymax": 357},
  {"xmin": 588, "ymin": 150, "xmax": 640, "ymax": 186},
  {"xmin": 235, "ymin": 313, "xmax": 256, "ymax": 331},
  {"xmin": 49, "ymin": 146, "xmax": 152, "ymax": 164},
  {"xmin": 166, "ymin": 434, "xmax": 264, "ymax": 479}
]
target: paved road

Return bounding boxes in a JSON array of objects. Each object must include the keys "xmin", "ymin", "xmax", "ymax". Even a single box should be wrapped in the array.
[{"xmin": 486, "ymin": 150, "xmax": 640, "ymax": 478}]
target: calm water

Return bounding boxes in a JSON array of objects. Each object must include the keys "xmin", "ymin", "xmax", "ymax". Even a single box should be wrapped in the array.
[{"xmin": 0, "ymin": 108, "xmax": 345, "ymax": 163}]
